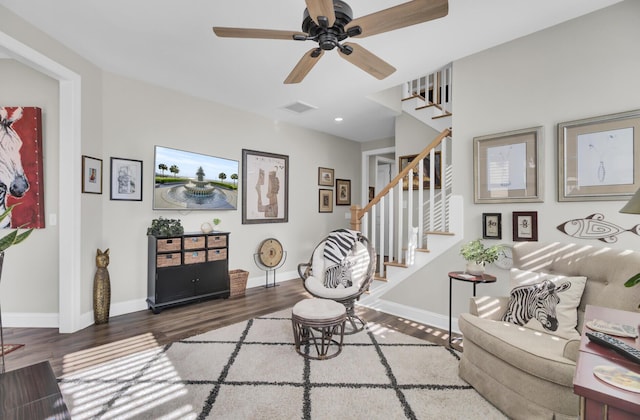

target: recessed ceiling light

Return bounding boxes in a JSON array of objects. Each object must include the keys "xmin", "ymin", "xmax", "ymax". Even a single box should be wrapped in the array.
[{"xmin": 334, "ymin": 117, "xmax": 343, "ymax": 122}]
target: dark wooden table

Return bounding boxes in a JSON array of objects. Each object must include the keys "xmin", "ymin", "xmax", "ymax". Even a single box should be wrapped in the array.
[
  {"xmin": 573, "ymin": 305, "xmax": 640, "ymax": 419},
  {"xmin": 0, "ymin": 360, "xmax": 70, "ymax": 419},
  {"xmin": 447, "ymin": 271, "xmax": 497, "ymax": 346}
]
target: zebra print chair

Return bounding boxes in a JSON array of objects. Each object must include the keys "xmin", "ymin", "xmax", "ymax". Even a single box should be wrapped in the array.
[{"xmin": 297, "ymin": 232, "xmax": 376, "ymax": 334}]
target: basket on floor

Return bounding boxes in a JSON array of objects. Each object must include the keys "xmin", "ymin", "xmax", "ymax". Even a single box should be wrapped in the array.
[{"xmin": 229, "ymin": 269, "xmax": 249, "ymax": 297}]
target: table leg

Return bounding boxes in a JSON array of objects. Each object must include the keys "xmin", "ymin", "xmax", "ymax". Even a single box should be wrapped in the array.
[{"xmin": 448, "ymin": 276, "xmax": 452, "ymax": 346}]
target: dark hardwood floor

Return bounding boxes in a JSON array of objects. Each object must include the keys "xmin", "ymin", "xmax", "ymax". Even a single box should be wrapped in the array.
[{"xmin": 2, "ymin": 279, "xmax": 461, "ymax": 378}]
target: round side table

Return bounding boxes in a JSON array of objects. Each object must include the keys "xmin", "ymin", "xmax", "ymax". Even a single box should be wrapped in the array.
[{"xmin": 448, "ymin": 271, "xmax": 497, "ymax": 346}]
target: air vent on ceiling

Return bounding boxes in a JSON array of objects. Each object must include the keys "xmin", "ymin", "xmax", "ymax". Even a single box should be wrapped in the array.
[{"xmin": 282, "ymin": 101, "xmax": 318, "ymax": 114}]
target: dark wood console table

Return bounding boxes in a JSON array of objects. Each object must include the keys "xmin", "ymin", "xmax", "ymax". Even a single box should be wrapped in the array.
[
  {"xmin": 0, "ymin": 361, "xmax": 70, "ymax": 419},
  {"xmin": 573, "ymin": 305, "xmax": 640, "ymax": 419}
]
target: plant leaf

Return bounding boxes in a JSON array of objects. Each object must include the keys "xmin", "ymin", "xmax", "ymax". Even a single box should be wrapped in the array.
[
  {"xmin": 13, "ymin": 229, "xmax": 33, "ymax": 245},
  {"xmin": 0, "ymin": 230, "xmax": 19, "ymax": 252},
  {"xmin": 624, "ymin": 272, "xmax": 640, "ymax": 287}
]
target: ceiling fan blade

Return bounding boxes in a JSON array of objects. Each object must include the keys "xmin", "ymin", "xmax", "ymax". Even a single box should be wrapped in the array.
[
  {"xmin": 284, "ymin": 48, "xmax": 324, "ymax": 84},
  {"xmin": 213, "ymin": 27, "xmax": 306, "ymax": 40},
  {"xmin": 346, "ymin": 0, "xmax": 448, "ymax": 38},
  {"xmin": 305, "ymin": 0, "xmax": 336, "ymax": 27},
  {"xmin": 338, "ymin": 42, "xmax": 396, "ymax": 80}
]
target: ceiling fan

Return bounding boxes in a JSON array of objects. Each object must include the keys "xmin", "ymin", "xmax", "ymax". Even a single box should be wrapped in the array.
[{"xmin": 212, "ymin": 0, "xmax": 448, "ymax": 84}]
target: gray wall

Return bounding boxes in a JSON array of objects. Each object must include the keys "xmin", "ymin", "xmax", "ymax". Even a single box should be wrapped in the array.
[
  {"xmin": 385, "ymin": 1, "xmax": 640, "ymax": 320},
  {"xmin": 1, "ymin": 5, "xmax": 362, "ymax": 325}
]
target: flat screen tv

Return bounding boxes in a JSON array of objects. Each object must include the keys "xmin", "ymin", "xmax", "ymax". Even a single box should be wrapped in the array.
[{"xmin": 153, "ymin": 145, "xmax": 239, "ymax": 210}]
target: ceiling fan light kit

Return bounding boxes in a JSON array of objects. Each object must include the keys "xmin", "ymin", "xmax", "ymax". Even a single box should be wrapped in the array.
[{"xmin": 212, "ymin": 0, "xmax": 448, "ymax": 84}]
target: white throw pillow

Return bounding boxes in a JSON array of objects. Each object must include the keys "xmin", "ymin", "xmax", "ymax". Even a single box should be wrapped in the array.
[{"xmin": 501, "ymin": 268, "xmax": 587, "ymax": 339}]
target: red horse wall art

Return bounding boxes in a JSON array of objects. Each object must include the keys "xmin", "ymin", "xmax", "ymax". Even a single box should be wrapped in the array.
[{"xmin": 0, "ymin": 107, "xmax": 45, "ymax": 229}]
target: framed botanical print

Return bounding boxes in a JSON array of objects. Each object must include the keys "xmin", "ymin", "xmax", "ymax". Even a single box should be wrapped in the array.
[
  {"xmin": 319, "ymin": 189, "xmax": 333, "ymax": 213},
  {"xmin": 318, "ymin": 167, "xmax": 334, "ymax": 186},
  {"xmin": 336, "ymin": 179, "xmax": 351, "ymax": 205}
]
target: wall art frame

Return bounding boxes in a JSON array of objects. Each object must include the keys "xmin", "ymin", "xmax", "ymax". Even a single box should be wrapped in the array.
[
  {"xmin": 110, "ymin": 157, "xmax": 143, "ymax": 201},
  {"xmin": 1, "ymin": 106, "xmax": 46, "ymax": 228},
  {"xmin": 474, "ymin": 126, "xmax": 544, "ymax": 204},
  {"xmin": 336, "ymin": 179, "xmax": 351, "ymax": 205},
  {"xmin": 398, "ymin": 152, "xmax": 442, "ymax": 190},
  {"xmin": 242, "ymin": 149, "xmax": 289, "ymax": 224},
  {"xmin": 557, "ymin": 109, "xmax": 640, "ymax": 202},
  {"xmin": 318, "ymin": 167, "xmax": 334, "ymax": 186},
  {"xmin": 482, "ymin": 213, "xmax": 502, "ymax": 240},
  {"xmin": 82, "ymin": 155, "xmax": 103, "ymax": 194},
  {"xmin": 319, "ymin": 189, "xmax": 333, "ymax": 213},
  {"xmin": 512, "ymin": 211, "xmax": 538, "ymax": 242}
]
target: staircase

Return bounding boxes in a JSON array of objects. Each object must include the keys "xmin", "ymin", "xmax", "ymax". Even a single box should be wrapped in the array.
[{"xmin": 349, "ymin": 64, "xmax": 461, "ymax": 329}]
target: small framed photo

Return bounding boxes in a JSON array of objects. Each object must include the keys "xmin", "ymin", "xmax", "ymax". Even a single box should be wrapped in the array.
[
  {"xmin": 318, "ymin": 167, "xmax": 334, "ymax": 186},
  {"xmin": 482, "ymin": 213, "xmax": 502, "ymax": 239},
  {"xmin": 512, "ymin": 211, "xmax": 538, "ymax": 242},
  {"xmin": 558, "ymin": 109, "xmax": 640, "ymax": 201},
  {"xmin": 319, "ymin": 189, "xmax": 333, "ymax": 213},
  {"xmin": 398, "ymin": 153, "xmax": 442, "ymax": 190},
  {"xmin": 110, "ymin": 157, "xmax": 143, "ymax": 201},
  {"xmin": 368, "ymin": 186, "xmax": 375, "ymax": 202},
  {"xmin": 336, "ymin": 179, "xmax": 351, "ymax": 205},
  {"xmin": 82, "ymin": 155, "xmax": 103, "ymax": 194}
]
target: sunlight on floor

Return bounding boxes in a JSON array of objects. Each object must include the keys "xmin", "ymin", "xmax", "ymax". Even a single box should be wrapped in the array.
[{"xmin": 60, "ymin": 333, "xmax": 198, "ymax": 419}]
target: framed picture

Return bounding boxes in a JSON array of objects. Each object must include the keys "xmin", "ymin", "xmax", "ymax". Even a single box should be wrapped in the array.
[
  {"xmin": 319, "ymin": 189, "xmax": 333, "ymax": 213},
  {"xmin": 110, "ymin": 157, "xmax": 143, "ymax": 201},
  {"xmin": 318, "ymin": 167, "xmax": 334, "ymax": 186},
  {"xmin": 482, "ymin": 213, "xmax": 502, "ymax": 239},
  {"xmin": 368, "ymin": 186, "xmax": 375, "ymax": 202},
  {"xmin": 82, "ymin": 155, "xmax": 103, "ymax": 194},
  {"xmin": 558, "ymin": 109, "xmax": 640, "ymax": 201},
  {"xmin": 512, "ymin": 211, "xmax": 538, "ymax": 242},
  {"xmin": 242, "ymin": 149, "xmax": 289, "ymax": 224},
  {"xmin": 474, "ymin": 126, "xmax": 544, "ymax": 204},
  {"xmin": 336, "ymin": 179, "xmax": 351, "ymax": 205},
  {"xmin": 398, "ymin": 152, "xmax": 441, "ymax": 190},
  {"xmin": 1, "ymin": 106, "xmax": 46, "ymax": 228}
]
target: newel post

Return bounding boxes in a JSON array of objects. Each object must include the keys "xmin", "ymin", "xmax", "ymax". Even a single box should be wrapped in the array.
[{"xmin": 350, "ymin": 205, "xmax": 361, "ymax": 231}]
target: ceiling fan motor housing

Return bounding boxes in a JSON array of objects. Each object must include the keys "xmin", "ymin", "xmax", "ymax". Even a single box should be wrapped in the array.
[{"xmin": 302, "ymin": 0, "xmax": 353, "ymax": 51}]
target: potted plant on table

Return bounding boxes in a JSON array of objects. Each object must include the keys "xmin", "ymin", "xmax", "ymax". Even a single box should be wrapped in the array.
[
  {"xmin": 459, "ymin": 239, "xmax": 502, "ymax": 275},
  {"xmin": 147, "ymin": 217, "xmax": 184, "ymax": 237}
]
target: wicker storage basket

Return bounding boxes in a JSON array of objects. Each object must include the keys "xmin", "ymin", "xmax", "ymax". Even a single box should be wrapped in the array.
[{"xmin": 229, "ymin": 269, "xmax": 249, "ymax": 297}]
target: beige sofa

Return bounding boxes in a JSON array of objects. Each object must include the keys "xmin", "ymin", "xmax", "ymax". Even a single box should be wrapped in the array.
[{"xmin": 458, "ymin": 242, "xmax": 640, "ymax": 420}]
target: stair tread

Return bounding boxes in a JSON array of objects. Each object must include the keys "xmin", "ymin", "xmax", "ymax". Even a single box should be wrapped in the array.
[
  {"xmin": 425, "ymin": 230, "xmax": 455, "ymax": 236},
  {"xmin": 374, "ymin": 274, "xmax": 388, "ymax": 282},
  {"xmin": 385, "ymin": 261, "xmax": 408, "ymax": 268}
]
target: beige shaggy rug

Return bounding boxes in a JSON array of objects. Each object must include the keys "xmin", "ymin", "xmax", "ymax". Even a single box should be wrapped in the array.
[{"xmin": 58, "ymin": 309, "xmax": 505, "ymax": 419}]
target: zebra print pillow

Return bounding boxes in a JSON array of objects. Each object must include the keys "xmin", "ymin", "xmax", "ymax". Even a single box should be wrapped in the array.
[
  {"xmin": 323, "ymin": 261, "xmax": 353, "ymax": 289},
  {"xmin": 502, "ymin": 269, "xmax": 587, "ymax": 339}
]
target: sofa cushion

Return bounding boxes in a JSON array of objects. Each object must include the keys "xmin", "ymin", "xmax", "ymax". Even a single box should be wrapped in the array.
[
  {"xmin": 459, "ymin": 313, "xmax": 577, "ymax": 387},
  {"xmin": 502, "ymin": 269, "xmax": 586, "ymax": 339}
]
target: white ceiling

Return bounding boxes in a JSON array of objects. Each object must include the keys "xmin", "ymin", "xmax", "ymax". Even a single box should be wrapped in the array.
[{"xmin": 0, "ymin": 0, "xmax": 622, "ymax": 142}]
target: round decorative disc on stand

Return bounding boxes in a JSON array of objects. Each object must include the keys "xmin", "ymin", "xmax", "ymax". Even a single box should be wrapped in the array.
[{"xmin": 258, "ymin": 238, "xmax": 284, "ymax": 268}]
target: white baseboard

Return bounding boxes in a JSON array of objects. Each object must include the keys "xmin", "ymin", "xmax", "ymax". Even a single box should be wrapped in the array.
[
  {"xmin": 357, "ymin": 298, "xmax": 459, "ymax": 335},
  {"xmin": 3, "ymin": 275, "xmax": 300, "ymax": 330},
  {"xmin": 2, "ymin": 312, "xmax": 59, "ymax": 328}
]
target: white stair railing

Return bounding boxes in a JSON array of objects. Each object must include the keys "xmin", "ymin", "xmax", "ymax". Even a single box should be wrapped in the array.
[{"xmin": 351, "ymin": 129, "xmax": 452, "ymax": 276}]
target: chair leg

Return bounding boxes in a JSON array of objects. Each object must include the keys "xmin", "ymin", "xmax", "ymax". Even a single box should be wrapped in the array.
[
  {"xmin": 0, "ymin": 301, "xmax": 5, "ymax": 373},
  {"xmin": 342, "ymin": 300, "xmax": 365, "ymax": 335}
]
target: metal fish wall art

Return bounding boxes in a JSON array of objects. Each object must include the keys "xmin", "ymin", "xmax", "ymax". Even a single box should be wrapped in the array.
[{"xmin": 557, "ymin": 213, "xmax": 640, "ymax": 243}]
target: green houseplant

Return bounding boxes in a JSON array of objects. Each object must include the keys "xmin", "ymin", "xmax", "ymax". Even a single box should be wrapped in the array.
[
  {"xmin": 460, "ymin": 239, "xmax": 502, "ymax": 275},
  {"xmin": 147, "ymin": 217, "xmax": 184, "ymax": 237}
]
